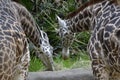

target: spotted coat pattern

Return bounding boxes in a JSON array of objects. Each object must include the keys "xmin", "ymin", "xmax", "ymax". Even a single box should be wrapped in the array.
[
  {"xmin": 0, "ymin": 0, "xmax": 54, "ymax": 80},
  {"xmin": 12, "ymin": 2, "xmax": 55, "ymax": 71},
  {"xmin": 57, "ymin": 0, "xmax": 120, "ymax": 80},
  {"xmin": 0, "ymin": 0, "xmax": 29, "ymax": 80}
]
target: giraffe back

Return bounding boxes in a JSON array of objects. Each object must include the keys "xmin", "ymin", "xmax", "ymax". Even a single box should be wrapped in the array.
[{"xmin": 66, "ymin": 0, "xmax": 118, "ymax": 19}]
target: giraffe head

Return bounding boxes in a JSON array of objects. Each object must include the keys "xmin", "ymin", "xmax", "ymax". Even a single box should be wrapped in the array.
[
  {"xmin": 39, "ymin": 31, "xmax": 53, "ymax": 58},
  {"xmin": 57, "ymin": 16, "xmax": 75, "ymax": 60}
]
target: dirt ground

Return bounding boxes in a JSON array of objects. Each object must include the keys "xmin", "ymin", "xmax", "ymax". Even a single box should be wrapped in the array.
[{"xmin": 27, "ymin": 68, "xmax": 94, "ymax": 80}]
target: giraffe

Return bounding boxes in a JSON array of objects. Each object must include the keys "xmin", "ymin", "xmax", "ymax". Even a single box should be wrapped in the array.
[
  {"xmin": 58, "ymin": 0, "xmax": 110, "ymax": 60},
  {"xmin": 12, "ymin": 1, "xmax": 55, "ymax": 71},
  {"xmin": 0, "ymin": 0, "xmax": 54, "ymax": 80},
  {"xmin": 0, "ymin": 0, "xmax": 30, "ymax": 80},
  {"xmin": 57, "ymin": 0, "xmax": 120, "ymax": 79}
]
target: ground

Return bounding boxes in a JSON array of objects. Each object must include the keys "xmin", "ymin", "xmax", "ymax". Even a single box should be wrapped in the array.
[{"xmin": 27, "ymin": 68, "xmax": 94, "ymax": 80}]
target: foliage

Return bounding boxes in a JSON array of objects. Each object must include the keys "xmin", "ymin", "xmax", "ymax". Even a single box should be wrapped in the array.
[
  {"xmin": 28, "ymin": 0, "xmax": 90, "ymax": 54},
  {"xmin": 29, "ymin": 55, "xmax": 44, "ymax": 71},
  {"xmin": 29, "ymin": 50, "xmax": 90, "ymax": 71}
]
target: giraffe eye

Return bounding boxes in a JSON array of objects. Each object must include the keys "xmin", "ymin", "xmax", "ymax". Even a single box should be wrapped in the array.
[{"xmin": 61, "ymin": 28, "xmax": 66, "ymax": 32}]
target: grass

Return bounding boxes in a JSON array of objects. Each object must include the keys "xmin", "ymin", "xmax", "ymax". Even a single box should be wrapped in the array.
[
  {"xmin": 29, "ymin": 50, "xmax": 91, "ymax": 72},
  {"xmin": 29, "ymin": 56, "xmax": 45, "ymax": 72}
]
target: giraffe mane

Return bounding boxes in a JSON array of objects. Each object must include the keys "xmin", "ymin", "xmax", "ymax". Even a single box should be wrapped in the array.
[{"xmin": 66, "ymin": 0, "xmax": 118, "ymax": 19}]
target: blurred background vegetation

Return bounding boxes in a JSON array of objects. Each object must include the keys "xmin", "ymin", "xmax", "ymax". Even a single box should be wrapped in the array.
[{"xmin": 17, "ymin": 0, "xmax": 90, "ymax": 72}]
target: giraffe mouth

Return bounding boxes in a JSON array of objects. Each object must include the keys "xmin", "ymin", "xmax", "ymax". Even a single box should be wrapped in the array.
[{"xmin": 62, "ymin": 46, "xmax": 70, "ymax": 60}]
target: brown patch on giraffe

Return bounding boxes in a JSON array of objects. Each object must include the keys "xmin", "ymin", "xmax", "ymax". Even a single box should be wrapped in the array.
[
  {"xmin": 4, "ymin": 75, "xmax": 9, "ymax": 80},
  {"xmin": 0, "ymin": 57, "xmax": 3, "ymax": 64},
  {"xmin": 4, "ymin": 54, "xmax": 9, "ymax": 62},
  {"xmin": 0, "ymin": 74, "xmax": 3, "ymax": 80},
  {"xmin": 115, "ymin": 30, "xmax": 120, "ymax": 40}
]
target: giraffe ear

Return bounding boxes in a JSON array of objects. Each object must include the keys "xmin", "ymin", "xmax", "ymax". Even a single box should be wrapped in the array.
[{"xmin": 56, "ymin": 15, "xmax": 66, "ymax": 27}]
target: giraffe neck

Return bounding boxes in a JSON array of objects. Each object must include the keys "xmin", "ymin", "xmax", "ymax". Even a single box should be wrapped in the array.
[
  {"xmin": 13, "ymin": 2, "xmax": 42, "ymax": 47},
  {"xmin": 66, "ymin": 0, "xmax": 118, "ymax": 19},
  {"xmin": 66, "ymin": 0, "xmax": 116, "ymax": 33}
]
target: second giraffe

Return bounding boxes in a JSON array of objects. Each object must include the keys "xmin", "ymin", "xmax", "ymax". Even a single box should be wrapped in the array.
[{"xmin": 57, "ymin": 0, "xmax": 120, "ymax": 80}]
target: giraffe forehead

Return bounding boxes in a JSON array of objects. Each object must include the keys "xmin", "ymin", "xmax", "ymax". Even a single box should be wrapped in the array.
[{"xmin": 58, "ymin": 27, "xmax": 68, "ymax": 37}]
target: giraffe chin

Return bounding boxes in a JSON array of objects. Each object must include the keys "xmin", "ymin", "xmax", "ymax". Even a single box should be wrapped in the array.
[{"xmin": 62, "ymin": 47, "xmax": 70, "ymax": 60}]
